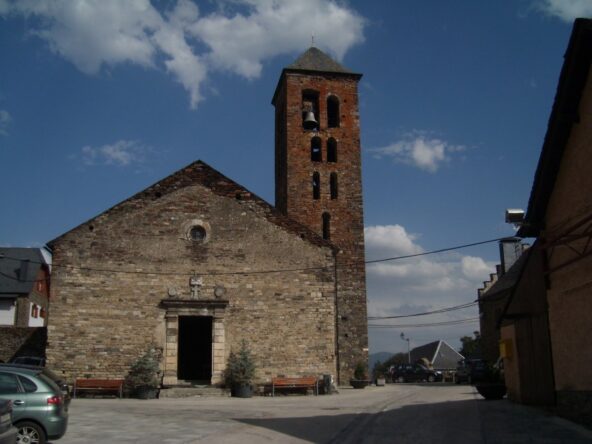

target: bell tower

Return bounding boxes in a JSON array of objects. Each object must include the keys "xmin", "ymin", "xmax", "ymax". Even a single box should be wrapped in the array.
[{"xmin": 272, "ymin": 47, "xmax": 368, "ymax": 382}]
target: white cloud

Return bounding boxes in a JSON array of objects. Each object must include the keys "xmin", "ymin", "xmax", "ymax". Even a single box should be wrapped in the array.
[
  {"xmin": 190, "ymin": 0, "xmax": 365, "ymax": 78},
  {"xmin": 371, "ymin": 132, "xmax": 465, "ymax": 173},
  {"xmin": 536, "ymin": 0, "xmax": 592, "ymax": 22},
  {"xmin": 0, "ymin": 109, "xmax": 11, "ymax": 135},
  {"xmin": 364, "ymin": 224, "xmax": 497, "ymax": 352},
  {"xmin": 461, "ymin": 256, "xmax": 494, "ymax": 280},
  {"xmin": 152, "ymin": 2, "xmax": 207, "ymax": 108},
  {"xmin": 0, "ymin": 0, "xmax": 365, "ymax": 109},
  {"xmin": 8, "ymin": 0, "xmax": 161, "ymax": 73},
  {"xmin": 79, "ymin": 139, "xmax": 148, "ymax": 166},
  {"xmin": 365, "ymin": 224, "xmax": 495, "ymax": 293},
  {"xmin": 365, "ymin": 225, "xmax": 423, "ymax": 258}
]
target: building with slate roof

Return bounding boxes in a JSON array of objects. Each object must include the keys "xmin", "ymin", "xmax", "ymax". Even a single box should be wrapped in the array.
[
  {"xmin": 496, "ymin": 19, "xmax": 592, "ymax": 426},
  {"xmin": 0, "ymin": 248, "xmax": 50, "ymax": 327},
  {"xmin": 478, "ymin": 238, "xmax": 529, "ymax": 363},
  {"xmin": 409, "ymin": 340, "xmax": 464, "ymax": 371},
  {"xmin": 45, "ymin": 47, "xmax": 368, "ymax": 386}
]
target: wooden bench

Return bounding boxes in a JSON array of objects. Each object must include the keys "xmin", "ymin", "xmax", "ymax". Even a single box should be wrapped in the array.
[
  {"xmin": 270, "ymin": 377, "xmax": 319, "ymax": 396},
  {"xmin": 73, "ymin": 379, "xmax": 124, "ymax": 399}
]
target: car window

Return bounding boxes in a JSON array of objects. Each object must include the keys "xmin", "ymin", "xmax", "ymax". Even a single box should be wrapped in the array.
[
  {"xmin": 41, "ymin": 368, "xmax": 63, "ymax": 384},
  {"xmin": 0, "ymin": 372, "xmax": 19, "ymax": 394},
  {"xmin": 18, "ymin": 375, "xmax": 38, "ymax": 393},
  {"xmin": 38, "ymin": 373, "xmax": 60, "ymax": 393}
]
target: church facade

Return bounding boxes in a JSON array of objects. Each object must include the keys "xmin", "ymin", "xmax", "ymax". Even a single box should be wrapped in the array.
[{"xmin": 46, "ymin": 48, "xmax": 367, "ymax": 385}]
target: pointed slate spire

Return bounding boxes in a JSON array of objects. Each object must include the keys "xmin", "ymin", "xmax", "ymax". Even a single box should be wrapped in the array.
[
  {"xmin": 271, "ymin": 46, "xmax": 361, "ymax": 106},
  {"xmin": 286, "ymin": 47, "xmax": 357, "ymax": 75}
]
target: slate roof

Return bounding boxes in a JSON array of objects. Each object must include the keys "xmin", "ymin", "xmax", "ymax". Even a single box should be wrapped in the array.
[
  {"xmin": 480, "ymin": 250, "xmax": 530, "ymax": 299},
  {"xmin": 410, "ymin": 340, "xmax": 464, "ymax": 370},
  {"xmin": 48, "ymin": 160, "xmax": 336, "ymax": 252},
  {"xmin": 272, "ymin": 47, "xmax": 362, "ymax": 105},
  {"xmin": 410, "ymin": 341, "xmax": 439, "ymax": 364},
  {"xmin": 286, "ymin": 47, "xmax": 357, "ymax": 75},
  {"xmin": 0, "ymin": 248, "xmax": 47, "ymax": 297},
  {"xmin": 519, "ymin": 19, "xmax": 592, "ymax": 237}
]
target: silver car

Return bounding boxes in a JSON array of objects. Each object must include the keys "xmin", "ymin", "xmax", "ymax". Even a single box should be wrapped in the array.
[{"xmin": 0, "ymin": 365, "xmax": 69, "ymax": 443}]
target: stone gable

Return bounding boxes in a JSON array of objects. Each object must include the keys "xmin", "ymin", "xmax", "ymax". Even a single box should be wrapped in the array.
[{"xmin": 47, "ymin": 163, "xmax": 337, "ymax": 384}]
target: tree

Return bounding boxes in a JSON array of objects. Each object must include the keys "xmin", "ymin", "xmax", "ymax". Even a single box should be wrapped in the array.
[
  {"xmin": 459, "ymin": 331, "xmax": 482, "ymax": 359},
  {"xmin": 224, "ymin": 340, "xmax": 256, "ymax": 388},
  {"xmin": 372, "ymin": 352, "xmax": 409, "ymax": 379}
]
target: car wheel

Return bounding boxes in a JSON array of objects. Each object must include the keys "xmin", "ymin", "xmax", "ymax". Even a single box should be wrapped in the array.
[
  {"xmin": 396, "ymin": 376, "xmax": 405, "ymax": 383},
  {"xmin": 16, "ymin": 421, "xmax": 46, "ymax": 444},
  {"xmin": 427, "ymin": 375, "xmax": 435, "ymax": 383}
]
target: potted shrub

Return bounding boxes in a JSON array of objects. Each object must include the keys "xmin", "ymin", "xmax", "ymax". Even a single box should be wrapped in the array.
[
  {"xmin": 375, "ymin": 372, "xmax": 386, "ymax": 387},
  {"xmin": 224, "ymin": 340, "xmax": 256, "ymax": 398},
  {"xmin": 475, "ymin": 359, "xmax": 506, "ymax": 400},
  {"xmin": 373, "ymin": 360, "xmax": 386, "ymax": 386},
  {"xmin": 126, "ymin": 348, "xmax": 161, "ymax": 399},
  {"xmin": 350, "ymin": 362, "xmax": 370, "ymax": 389}
]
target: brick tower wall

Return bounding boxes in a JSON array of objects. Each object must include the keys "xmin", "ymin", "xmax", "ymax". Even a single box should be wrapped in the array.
[{"xmin": 274, "ymin": 71, "xmax": 368, "ymax": 383}]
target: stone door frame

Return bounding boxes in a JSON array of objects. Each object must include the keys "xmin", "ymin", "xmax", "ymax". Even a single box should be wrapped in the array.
[{"xmin": 160, "ymin": 299, "xmax": 227, "ymax": 386}]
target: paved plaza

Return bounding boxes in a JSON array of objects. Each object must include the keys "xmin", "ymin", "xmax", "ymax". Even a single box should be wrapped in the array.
[{"xmin": 55, "ymin": 384, "xmax": 592, "ymax": 443}]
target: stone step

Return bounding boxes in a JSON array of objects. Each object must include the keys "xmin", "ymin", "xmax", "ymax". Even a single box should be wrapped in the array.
[{"xmin": 159, "ymin": 386, "xmax": 230, "ymax": 398}]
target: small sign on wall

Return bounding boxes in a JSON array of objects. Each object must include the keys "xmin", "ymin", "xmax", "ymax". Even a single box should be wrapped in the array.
[{"xmin": 499, "ymin": 339, "xmax": 513, "ymax": 359}]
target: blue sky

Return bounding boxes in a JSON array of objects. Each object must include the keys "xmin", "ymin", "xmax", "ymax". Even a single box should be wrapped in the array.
[{"xmin": 1, "ymin": 0, "xmax": 590, "ymax": 356}]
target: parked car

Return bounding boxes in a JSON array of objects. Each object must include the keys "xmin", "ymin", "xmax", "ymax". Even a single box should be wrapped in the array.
[
  {"xmin": 455, "ymin": 359, "xmax": 487, "ymax": 384},
  {"xmin": 390, "ymin": 363, "xmax": 443, "ymax": 383},
  {"xmin": 0, "ymin": 364, "xmax": 69, "ymax": 398},
  {"xmin": 0, "ymin": 400, "xmax": 17, "ymax": 444},
  {"xmin": 10, "ymin": 357, "xmax": 46, "ymax": 367},
  {"xmin": 0, "ymin": 365, "xmax": 69, "ymax": 443}
]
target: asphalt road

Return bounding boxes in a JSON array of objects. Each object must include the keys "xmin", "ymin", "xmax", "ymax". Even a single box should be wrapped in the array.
[{"xmin": 55, "ymin": 384, "xmax": 592, "ymax": 443}]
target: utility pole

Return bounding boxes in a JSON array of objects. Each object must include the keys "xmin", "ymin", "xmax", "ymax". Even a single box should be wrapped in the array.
[{"xmin": 400, "ymin": 332, "xmax": 410, "ymax": 364}]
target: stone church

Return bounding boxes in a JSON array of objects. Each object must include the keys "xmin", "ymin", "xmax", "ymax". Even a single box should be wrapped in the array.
[{"xmin": 46, "ymin": 47, "xmax": 368, "ymax": 386}]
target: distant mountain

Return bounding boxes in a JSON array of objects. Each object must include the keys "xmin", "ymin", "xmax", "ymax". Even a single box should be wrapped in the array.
[{"xmin": 369, "ymin": 351, "xmax": 393, "ymax": 371}]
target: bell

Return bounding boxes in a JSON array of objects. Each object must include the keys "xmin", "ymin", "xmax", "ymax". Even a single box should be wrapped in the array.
[{"xmin": 303, "ymin": 111, "xmax": 318, "ymax": 130}]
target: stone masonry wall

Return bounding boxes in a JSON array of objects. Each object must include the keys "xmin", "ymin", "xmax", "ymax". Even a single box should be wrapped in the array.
[
  {"xmin": 47, "ymin": 179, "xmax": 337, "ymax": 385},
  {"xmin": 274, "ymin": 72, "xmax": 368, "ymax": 382}
]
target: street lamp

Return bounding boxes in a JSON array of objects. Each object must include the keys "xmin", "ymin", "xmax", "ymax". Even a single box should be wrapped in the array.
[{"xmin": 400, "ymin": 332, "xmax": 410, "ymax": 364}]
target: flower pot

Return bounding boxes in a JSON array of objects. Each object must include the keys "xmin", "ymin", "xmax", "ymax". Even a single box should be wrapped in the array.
[
  {"xmin": 231, "ymin": 384, "xmax": 253, "ymax": 398},
  {"xmin": 476, "ymin": 383, "xmax": 506, "ymax": 400},
  {"xmin": 350, "ymin": 379, "xmax": 369, "ymax": 389},
  {"xmin": 135, "ymin": 385, "xmax": 158, "ymax": 399}
]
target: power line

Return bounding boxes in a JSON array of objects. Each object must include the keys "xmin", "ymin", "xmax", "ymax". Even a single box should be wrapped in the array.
[
  {"xmin": 367, "ymin": 301, "xmax": 477, "ymax": 320},
  {"xmin": 368, "ymin": 317, "xmax": 480, "ymax": 329},
  {"xmin": 0, "ymin": 235, "xmax": 505, "ymax": 279},
  {"xmin": 0, "ymin": 262, "xmax": 508, "ymax": 321},
  {"xmin": 367, "ymin": 291, "xmax": 512, "ymax": 321},
  {"xmin": 0, "ymin": 270, "xmax": 47, "ymax": 283},
  {"xmin": 365, "ymin": 237, "xmax": 506, "ymax": 264}
]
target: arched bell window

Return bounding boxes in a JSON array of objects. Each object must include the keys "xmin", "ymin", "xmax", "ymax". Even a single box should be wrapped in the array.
[
  {"xmin": 330, "ymin": 173, "xmax": 338, "ymax": 200},
  {"xmin": 311, "ymin": 137, "xmax": 322, "ymax": 162},
  {"xmin": 322, "ymin": 212, "xmax": 331, "ymax": 240},
  {"xmin": 327, "ymin": 138, "xmax": 337, "ymax": 163},
  {"xmin": 302, "ymin": 89, "xmax": 320, "ymax": 130},
  {"xmin": 312, "ymin": 172, "xmax": 320, "ymax": 200},
  {"xmin": 327, "ymin": 95, "xmax": 340, "ymax": 128}
]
